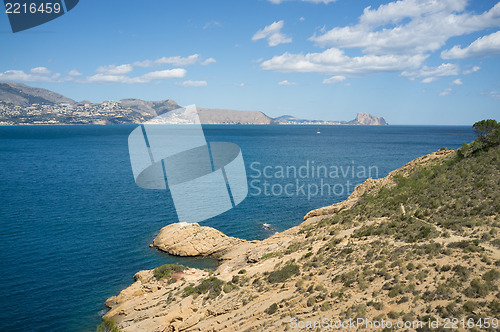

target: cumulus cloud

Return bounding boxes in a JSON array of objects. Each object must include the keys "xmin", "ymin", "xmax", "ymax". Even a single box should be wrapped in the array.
[
  {"xmin": 310, "ymin": 0, "xmax": 500, "ymax": 55},
  {"xmin": 261, "ymin": 48, "xmax": 427, "ymax": 76},
  {"xmin": 278, "ymin": 80, "xmax": 297, "ymax": 86},
  {"xmin": 463, "ymin": 65, "xmax": 481, "ymax": 74},
  {"xmin": 452, "ymin": 78, "xmax": 463, "ymax": 85},
  {"xmin": 97, "ymin": 64, "xmax": 133, "ymax": 75},
  {"xmin": 482, "ymin": 91, "xmax": 500, "ymax": 100},
  {"xmin": 201, "ymin": 58, "xmax": 216, "ymax": 65},
  {"xmin": 439, "ymin": 88, "xmax": 452, "ymax": 96},
  {"xmin": 203, "ymin": 20, "xmax": 221, "ymax": 29},
  {"xmin": 441, "ymin": 30, "xmax": 500, "ymax": 59},
  {"xmin": 252, "ymin": 20, "xmax": 292, "ymax": 47},
  {"xmin": 0, "ymin": 69, "xmax": 63, "ymax": 82},
  {"xmin": 176, "ymin": 80, "xmax": 208, "ymax": 87},
  {"xmin": 68, "ymin": 69, "xmax": 82, "ymax": 76},
  {"xmin": 322, "ymin": 75, "xmax": 346, "ymax": 84},
  {"xmin": 86, "ymin": 68, "xmax": 186, "ymax": 84},
  {"xmin": 401, "ymin": 63, "xmax": 459, "ymax": 83},
  {"xmin": 133, "ymin": 54, "xmax": 215, "ymax": 68},
  {"xmin": 30, "ymin": 67, "xmax": 51, "ymax": 75}
]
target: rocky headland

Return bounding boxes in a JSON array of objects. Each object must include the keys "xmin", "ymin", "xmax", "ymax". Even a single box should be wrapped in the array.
[{"xmin": 102, "ymin": 136, "xmax": 500, "ymax": 331}]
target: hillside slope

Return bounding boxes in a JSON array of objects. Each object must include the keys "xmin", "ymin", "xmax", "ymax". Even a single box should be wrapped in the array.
[
  {"xmin": 102, "ymin": 128, "xmax": 500, "ymax": 331},
  {"xmin": 0, "ymin": 81, "xmax": 76, "ymax": 106}
]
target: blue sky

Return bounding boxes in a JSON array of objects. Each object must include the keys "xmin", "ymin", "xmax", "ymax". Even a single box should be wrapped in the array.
[{"xmin": 1, "ymin": 0, "xmax": 500, "ymax": 125}]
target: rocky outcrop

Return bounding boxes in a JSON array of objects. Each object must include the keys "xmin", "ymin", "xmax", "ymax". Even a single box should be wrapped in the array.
[
  {"xmin": 103, "ymin": 148, "xmax": 492, "ymax": 332},
  {"xmin": 152, "ymin": 222, "xmax": 246, "ymax": 257},
  {"xmin": 348, "ymin": 112, "xmax": 388, "ymax": 125}
]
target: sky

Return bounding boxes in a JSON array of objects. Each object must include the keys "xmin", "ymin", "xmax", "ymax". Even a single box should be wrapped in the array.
[{"xmin": 1, "ymin": 0, "xmax": 500, "ymax": 125}]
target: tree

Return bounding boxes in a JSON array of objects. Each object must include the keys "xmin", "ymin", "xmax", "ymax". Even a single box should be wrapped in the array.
[{"xmin": 473, "ymin": 119, "xmax": 499, "ymax": 138}]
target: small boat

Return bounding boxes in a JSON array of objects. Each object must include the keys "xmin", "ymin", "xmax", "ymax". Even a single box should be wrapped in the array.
[{"xmin": 316, "ymin": 128, "xmax": 321, "ymax": 134}]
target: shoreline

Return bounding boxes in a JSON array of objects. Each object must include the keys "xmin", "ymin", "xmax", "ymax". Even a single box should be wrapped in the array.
[{"xmin": 102, "ymin": 147, "xmax": 491, "ymax": 332}]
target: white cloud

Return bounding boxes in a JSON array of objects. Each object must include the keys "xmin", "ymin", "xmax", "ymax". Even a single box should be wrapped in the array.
[
  {"xmin": 439, "ymin": 88, "xmax": 452, "ymax": 96},
  {"xmin": 30, "ymin": 67, "xmax": 51, "ymax": 75},
  {"xmin": 310, "ymin": 1, "xmax": 500, "ymax": 55},
  {"xmin": 133, "ymin": 54, "xmax": 214, "ymax": 68},
  {"xmin": 261, "ymin": 48, "xmax": 427, "ymax": 76},
  {"xmin": 97, "ymin": 64, "xmax": 133, "ymax": 75},
  {"xmin": 86, "ymin": 68, "xmax": 186, "ymax": 84},
  {"xmin": 203, "ymin": 20, "xmax": 221, "ymax": 29},
  {"xmin": 252, "ymin": 20, "xmax": 292, "ymax": 47},
  {"xmin": 322, "ymin": 75, "xmax": 346, "ymax": 84},
  {"xmin": 421, "ymin": 77, "xmax": 437, "ymax": 83},
  {"xmin": 234, "ymin": 83, "xmax": 245, "ymax": 87},
  {"xmin": 452, "ymin": 78, "xmax": 463, "ymax": 85},
  {"xmin": 401, "ymin": 63, "xmax": 459, "ymax": 83},
  {"xmin": 176, "ymin": 80, "xmax": 208, "ymax": 87},
  {"xmin": 482, "ymin": 91, "xmax": 500, "ymax": 100},
  {"xmin": 68, "ymin": 69, "xmax": 82, "ymax": 76},
  {"xmin": 463, "ymin": 65, "xmax": 481, "ymax": 74},
  {"xmin": 140, "ymin": 69, "xmax": 187, "ymax": 81},
  {"xmin": 278, "ymin": 80, "xmax": 297, "ymax": 86},
  {"xmin": 299, "ymin": 17, "xmax": 305, "ymax": 22},
  {"xmin": 441, "ymin": 30, "xmax": 500, "ymax": 59},
  {"xmin": 201, "ymin": 58, "xmax": 216, "ymax": 65},
  {"xmin": 0, "ymin": 69, "xmax": 64, "ymax": 82}
]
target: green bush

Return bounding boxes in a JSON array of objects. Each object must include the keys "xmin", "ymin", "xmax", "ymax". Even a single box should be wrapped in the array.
[
  {"xmin": 482, "ymin": 269, "xmax": 500, "ymax": 282},
  {"xmin": 464, "ymin": 278, "xmax": 492, "ymax": 298},
  {"xmin": 96, "ymin": 318, "xmax": 121, "ymax": 332},
  {"xmin": 267, "ymin": 263, "xmax": 300, "ymax": 283},
  {"xmin": 265, "ymin": 303, "xmax": 278, "ymax": 315},
  {"xmin": 153, "ymin": 264, "xmax": 185, "ymax": 280},
  {"xmin": 183, "ymin": 277, "xmax": 224, "ymax": 299},
  {"xmin": 223, "ymin": 282, "xmax": 238, "ymax": 293}
]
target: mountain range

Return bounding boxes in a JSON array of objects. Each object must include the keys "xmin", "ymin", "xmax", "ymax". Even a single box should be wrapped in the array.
[{"xmin": 0, "ymin": 81, "xmax": 387, "ymax": 125}]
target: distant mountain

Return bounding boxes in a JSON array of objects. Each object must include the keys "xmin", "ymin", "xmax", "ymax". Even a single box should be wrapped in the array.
[
  {"xmin": 118, "ymin": 98, "xmax": 180, "ymax": 117},
  {"xmin": 0, "ymin": 81, "xmax": 76, "ymax": 106},
  {"xmin": 198, "ymin": 108, "xmax": 272, "ymax": 124},
  {"xmin": 0, "ymin": 82, "xmax": 388, "ymax": 125},
  {"xmin": 347, "ymin": 112, "xmax": 388, "ymax": 125}
]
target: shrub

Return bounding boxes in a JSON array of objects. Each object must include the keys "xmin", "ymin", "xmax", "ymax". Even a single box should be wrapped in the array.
[
  {"xmin": 183, "ymin": 277, "xmax": 224, "ymax": 299},
  {"xmin": 482, "ymin": 269, "xmax": 500, "ymax": 282},
  {"xmin": 321, "ymin": 301, "xmax": 332, "ymax": 311},
  {"xmin": 464, "ymin": 278, "xmax": 491, "ymax": 298},
  {"xmin": 265, "ymin": 303, "xmax": 278, "ymax": 315},
  {"xmin": 267, "ymin": 263, "xmax": 300, "ymax": 283},
  {"xmin": 453, "ymin": 265, "xmax": 470, "ymax": 282},
  {"xmin": 96, "ymin": 319, "xmax": 121, "ymax": 332},
  {"xmin": 223, "ymin": 282, "xmax": 238, "ymax": 293},
  {"xmin": 153, "ymin": 264, "xmax": 185, "ymax": 280},
  {"xmin": 489, "ymin": 300, "xmax": 500, "ymax": 314},
  {"xmin": 307, "ymin": 296, "xmax": 316, "ymax": 307},
  {"xmin": 463, "ymin": 301, "xmax": 477, "ymax": 313}
]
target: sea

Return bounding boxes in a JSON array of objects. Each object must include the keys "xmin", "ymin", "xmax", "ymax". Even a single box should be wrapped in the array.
[{"xmin": 0, "ymin": 124, "xmax": 474, "ymax": 332}]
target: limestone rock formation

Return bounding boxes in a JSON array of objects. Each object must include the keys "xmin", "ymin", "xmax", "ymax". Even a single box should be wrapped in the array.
[
  {"xmin": 348, "ymin": 112, "xmax": 388, "ymax": 125},
  {"xmin": 153, "ymin": 222, "xmax": 246, "ymax": 257}
]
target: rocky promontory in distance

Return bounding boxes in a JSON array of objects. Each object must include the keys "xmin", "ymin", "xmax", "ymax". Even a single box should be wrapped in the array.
[{"xmin": 0, "ymin": 81, "xmax": 387, "ymax": 125}]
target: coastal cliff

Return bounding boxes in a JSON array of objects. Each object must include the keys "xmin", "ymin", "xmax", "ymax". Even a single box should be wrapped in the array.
[{"xmin": 102, "ymin": 138, "xmax": 500, "ymax": 331}]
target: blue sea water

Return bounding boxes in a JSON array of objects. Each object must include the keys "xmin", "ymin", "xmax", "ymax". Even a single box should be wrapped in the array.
[{"xmin": 0, "ymin": 125, "xmax": 473, "ymax": 332}]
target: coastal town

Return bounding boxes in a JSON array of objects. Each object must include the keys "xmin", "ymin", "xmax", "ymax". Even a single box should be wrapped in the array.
[{"xmin": 0, "ymin": 101, "xmax": 151, "ymax": 125}]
